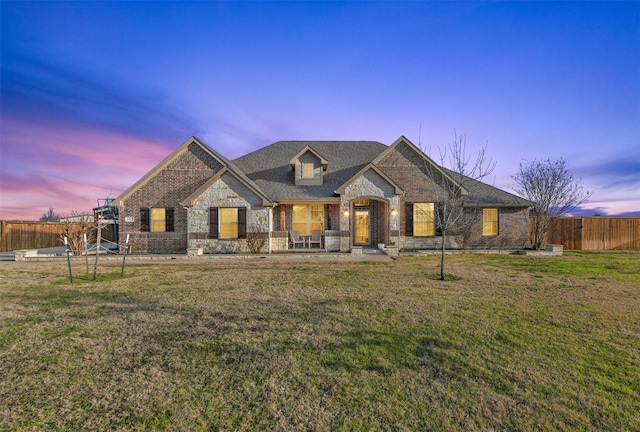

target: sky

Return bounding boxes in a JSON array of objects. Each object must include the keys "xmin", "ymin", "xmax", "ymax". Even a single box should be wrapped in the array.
[{"xmin": 1, "ymin": 1, "xmax": 639, "ymax": 220}]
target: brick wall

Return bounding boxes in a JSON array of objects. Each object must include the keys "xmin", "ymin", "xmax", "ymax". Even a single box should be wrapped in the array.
[
  {"xmin": 465, "ymin": 207, "xmax": 530, "ymax": 249},
  {"xmin": 119, "ymin": 143, "xmax": 224, "ymax": 253},
  {"xmin": 376, "ymin": 142, "xmax": 448, "ymax": 203},
  {"xmin": 376, "ymin": 141, "xmax": 450, "ymax": 250},
  {"xmin": 377, "ymin": 141, "xmax": 529, "ymax": 250}
]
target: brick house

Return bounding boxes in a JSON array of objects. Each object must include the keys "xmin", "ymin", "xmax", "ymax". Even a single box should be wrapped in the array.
[{"xmin": 112, "ymin": 136, "xmax": 532, "ymax": 254}]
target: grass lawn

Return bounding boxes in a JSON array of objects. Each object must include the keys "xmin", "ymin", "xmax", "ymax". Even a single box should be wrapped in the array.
[{"xmin": 0, "ymin": 252, "xmax": 638, "ymax": 431}]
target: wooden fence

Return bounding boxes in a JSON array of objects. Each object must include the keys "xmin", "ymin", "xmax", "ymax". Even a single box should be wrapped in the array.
[
  {"xmin": 3, "ymin": 218, "xmax": 638, "ymax": 252},
  {"xmin": 1, "ymin": 221, "xmax": 66, "ymax": 251},
  {"xmin": 530, "ymin": 216, "xmax": 640, "ymax": 251},
  {"xmin": 0, "ymin": 221, "xmax": 116, "ymax": 252}
]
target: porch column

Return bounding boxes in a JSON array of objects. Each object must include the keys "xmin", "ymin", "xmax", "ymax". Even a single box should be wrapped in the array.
[
  {"xmin": 339, "ymin": 198, "xmax": 351, "ymax": 252},
  {"xmin": 389, "ymin": 195, "xmax": 401, "ymax": 251}
]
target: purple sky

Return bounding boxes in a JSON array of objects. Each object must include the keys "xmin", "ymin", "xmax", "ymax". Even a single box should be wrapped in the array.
[{"xmin": 1, "ymin": 1, "xmax": 639, "ymax": 220}]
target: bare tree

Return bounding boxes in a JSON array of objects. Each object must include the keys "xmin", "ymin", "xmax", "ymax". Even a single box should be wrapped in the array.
[
  {"xmin": 59, "ymin": 212, "xmax": 95, "ymax": 256},
  {"xmin": 423, "ymin": 132, "xmax": 496, "ymax": 280},
  {"xmin": 512, "ymin": 158, "xmax": 592, "ymax": 250},
  {"xmin": 40, "ymin": 208, "xmax": 61, "ymax": 222}
]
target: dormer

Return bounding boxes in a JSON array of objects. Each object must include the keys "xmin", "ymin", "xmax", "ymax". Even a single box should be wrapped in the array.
[{"xmin": 289, "ymin": 146, "xmax": 328, "ymax": 185}]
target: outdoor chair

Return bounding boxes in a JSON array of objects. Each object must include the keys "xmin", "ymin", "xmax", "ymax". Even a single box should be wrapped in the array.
[
  {"xmin": 309, "ymin": 230, "xmax": 322, "ymax": 248},
  {"xmin": 289, "ymin": 230, "xmax": 305, "ymax": 249}
]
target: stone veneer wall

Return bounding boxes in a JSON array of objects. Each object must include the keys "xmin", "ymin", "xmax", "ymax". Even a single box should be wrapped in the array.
[
  {"xmin": 341, "ymin": 169, "xmax": 400, "ymax": 252},
  {"xmin": 119, "ymin": 143, "xmax": 224, "ymax": 253},
  {"xmin": 401, "ymin": 234, "xmax": 463, "ymax": 250},
  {"xmin": 187, "ymin": 172, "xmax": 269, "ymax": 254},
  {"xmin": 270, "ymin": 230, "xmax": 288, "ymax": 252}
]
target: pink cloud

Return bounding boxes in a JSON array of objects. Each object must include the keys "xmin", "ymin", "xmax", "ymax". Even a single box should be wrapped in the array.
[{"xmin": 1, "ymin": 116, "xmax": 179, "ymax": 220}]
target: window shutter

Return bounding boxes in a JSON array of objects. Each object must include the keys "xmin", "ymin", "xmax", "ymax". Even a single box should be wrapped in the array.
[
  {"xmin": 140, "ymin": 208, "xmax": 150, "ymax": 232},
  {"xmin": 238, "ymin": 207, "xmax": 247, "ymax": 239},
  {"xmin": 209, "ymin": 207, "xmax": 219, "ymax": 238},
  {"xmin": 435, "ymin": 202, "xmax": 442, "ymax": 236},
  {"xmin": 165, "ymin": 208, "xmax": 174, "ymax": 232},
  {"xmin": 405, "ymin": 203, "xmax": 413, "ymax": 237}
]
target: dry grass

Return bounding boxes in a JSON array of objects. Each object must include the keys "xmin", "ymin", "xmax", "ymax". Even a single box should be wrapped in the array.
[{"xmin": 0, "ymin": 252, "xmax": 638, "ymax": 431}]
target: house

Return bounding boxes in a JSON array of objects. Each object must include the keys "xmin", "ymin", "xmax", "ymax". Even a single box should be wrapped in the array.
[{"xmin": 112, "ymin": 136, "xmax": 532, "ymax": 254}]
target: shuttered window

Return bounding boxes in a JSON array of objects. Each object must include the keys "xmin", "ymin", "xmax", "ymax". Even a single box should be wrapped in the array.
[
  {"xmin": 151, "ymin": 208, "xmax": 165, "ymax": 232},
  {"xmin": 148, "ymin": 207, "xmax": 174, "ymax": 232},
  {"xmin": 141, "ymin": 207, "xmax": 174, "ymax": 232},
  {"xmin": 220, "ymin": 208, "xmax": 238, "ymax": 239},
  {"xmin": 210, "ymin": 207, "xmax": 247, "ymax": 239}
]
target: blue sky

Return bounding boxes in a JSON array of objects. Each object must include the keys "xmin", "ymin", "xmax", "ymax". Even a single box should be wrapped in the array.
[{"xmin": 1, "ymin": 1, "xmax": 639, "ymax": 220}]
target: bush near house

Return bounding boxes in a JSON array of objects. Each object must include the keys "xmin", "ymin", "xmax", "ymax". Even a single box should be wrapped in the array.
[{"xmin": 0, "ymin": 252, "xmax": 638, "ymax": 431}]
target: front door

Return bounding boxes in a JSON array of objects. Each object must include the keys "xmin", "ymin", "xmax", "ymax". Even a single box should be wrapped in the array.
[{"xmin": 355, "ymin": 210, "xmax": 370, "ymax": 245}]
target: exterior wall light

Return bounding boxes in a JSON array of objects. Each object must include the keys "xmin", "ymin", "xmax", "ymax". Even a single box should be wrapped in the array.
[
  {"xmin": 390, "ymin": 209, "xmax": 397, "ymax": 216},
  {"xmin": 343, "ymin": 210, "xmax": 349, "ymax": 217}
]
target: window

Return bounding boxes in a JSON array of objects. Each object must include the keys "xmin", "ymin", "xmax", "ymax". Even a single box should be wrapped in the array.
[
  {"xmin": 209, "ymin": 207, "xmax": 246, "ymax": 239},
  {"xmin": 414, "ymin": 203, "xmax": 435, "ymax": 236},
  {"xmin": 140, "ymin": 207, "xmax": 174, "ymax": 232},
  {"xmin": 302, "ymin": 162, "xmax": 314, "ymax": 178},
  {"xmin": 293, "ymin": 204, "xmax": 324, "ymax": 235},
  {"xmin": 220, "ymin": 208, "xmax": 238, "ymax": 239},
  {"xmin": 151, "ymin": 208, "xmax": 166, "ymax": 232},
  {"xmin": 406, "ymin": 203, "xmax": 434, "ymax": 236},
  {"xmin": 483, "ymin": 208, "xmax": 498, "ymax": 236}
]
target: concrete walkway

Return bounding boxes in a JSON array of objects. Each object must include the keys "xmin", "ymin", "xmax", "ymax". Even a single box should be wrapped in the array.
[{"xmin": 5, "ymin": 246, "xmax": 394, "ymax": 264}]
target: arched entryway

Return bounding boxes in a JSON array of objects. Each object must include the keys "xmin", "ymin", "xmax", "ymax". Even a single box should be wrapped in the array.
[{"xmin": 350, "ymin": 197, "xmax": 390, "ymax": 247}]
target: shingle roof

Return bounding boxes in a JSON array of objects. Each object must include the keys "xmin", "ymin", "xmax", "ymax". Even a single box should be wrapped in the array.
[
  {"xmin": 232, "ymin": 139, "xmax": 531, "ymax": 207},
  {"xmin": 443, "ymin": 169, "xmax": 533, "ymax": 208},
  {"xmin": 232, "ymin": 141, "xmax": 388, "ymax": 201}
]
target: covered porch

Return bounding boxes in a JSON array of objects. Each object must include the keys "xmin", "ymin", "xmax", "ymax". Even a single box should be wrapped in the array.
[{"xmin": 268, "ymin": 194, "xmax": 400, "ymax": 254}]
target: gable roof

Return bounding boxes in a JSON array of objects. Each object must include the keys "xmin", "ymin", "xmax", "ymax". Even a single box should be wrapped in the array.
[
  {"xmin": 112, "ymin": 136, "xmax": 269, "ymax": 207},
  {"xmin": 373, "ymin": 136, "xmax": 531, "ymax": 208},
  {"xmin": 180, "ymin": 167, "xmax": 273, "ymax": 207},
  {"xmin": 334, "ymin": 163, "xmax": 404, "ymax": 195},
  {"xmin": 113, "ymin": 135, "xmax": 531, "ymax": 209},
  {"xmin": 233, "ymin": 140, "xmax": 388, "ymax": 201},
  {"xmin": 289, "ymin": 146, "xmax": 329, "ymax": 170},
  {"xmin": 373, "ymin": 136, "xmax": 469, "ymax": 195}
]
